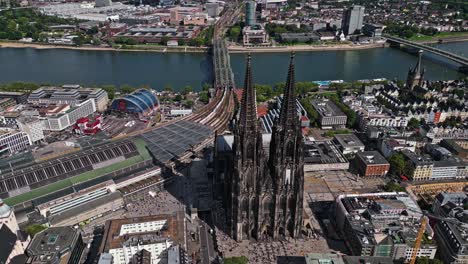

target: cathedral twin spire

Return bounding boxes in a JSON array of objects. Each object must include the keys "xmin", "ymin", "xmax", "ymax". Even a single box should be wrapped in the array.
[
  {"xmin": 239, "ymin": 52, "xmax": 297, "ymax": 130},
  {"xmin": 238, "ymin": 54, "xmax": 258, "ymax": 133},
  {"xmin": 279, "ymin": 52, "xmax": 299, "ymax": 130}
]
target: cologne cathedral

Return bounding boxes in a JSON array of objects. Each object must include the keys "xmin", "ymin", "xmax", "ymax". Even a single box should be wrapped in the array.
[{"xmin": 218, "ymin": 53, "xmax": 305, "ymax": 241}]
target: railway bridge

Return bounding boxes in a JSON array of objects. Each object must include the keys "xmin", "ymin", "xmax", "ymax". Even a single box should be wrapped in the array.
[{"xmin": 384, "ymin": 34, "xmax": 468, "ymax": 73}]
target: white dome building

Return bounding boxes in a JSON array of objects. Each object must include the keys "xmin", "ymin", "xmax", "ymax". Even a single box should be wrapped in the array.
[{"xmin": 0, "ymin": 198, "xmax": 18, "ymax": 233}]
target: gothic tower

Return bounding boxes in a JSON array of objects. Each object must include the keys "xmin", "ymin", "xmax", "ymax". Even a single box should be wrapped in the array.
[
  {"xmin": 406, "ymin": 50, "xmax": 425, "ymax": 90},
  {"xmin": 268, "ymin": 53, "xmax": 304, "ymax": 239},
  {"xmin": 226, "ymin": 53, "xmax": 304, "ymax": 242},
  {"xmin": 229, "ymin": 54, "xmax": 266, "ymax": 241}
]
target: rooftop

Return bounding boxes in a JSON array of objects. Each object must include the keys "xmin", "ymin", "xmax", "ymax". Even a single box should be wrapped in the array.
[
  {"xmin": 100, "ymin": 212, "xmax": 185, "ymax": 253},
  {"xmin": 304, "ymin": 140, "xmax": 348, "ymax": 164},
  {"xmin": 401, "ymin": 149, "xmax": 433, "ymax": 166},
  {"xmin": 27, "ymin": 226, "xmax": 81, "ymax": 263},
  {"xmin": 356, "ymin": 151, "xmax": 389, "ymax": 166},
  {"xmin": 311, "ymin": 99, "xmax": 346, "ymax": 117},
  {"xmin": 333, "ymin": 134, "xmax": 364, "ymax": 148}
]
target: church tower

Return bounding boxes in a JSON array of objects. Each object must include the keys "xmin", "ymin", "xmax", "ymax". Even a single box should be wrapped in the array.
[
  {"xmin": 225, "ymin": 53, "xmax": 304, "ymax": 241},
  {"xmin": 229, "ymin": 54, "xmax": 266, "ymax": 241},
  {"xmin": 406, "ymin": 50, "xmax": 425, "ymax": 90},
  {"xmin": 268, "ymin": 53, "xmax": 304, "ymax": 238}
]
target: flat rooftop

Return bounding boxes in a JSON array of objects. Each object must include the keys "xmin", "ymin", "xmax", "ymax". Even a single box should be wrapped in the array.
[
  {"xmin": 27, "ymin": 226, "xmax": 80, "ymax": 261},
  {"xmin": 311, "ymin": 99, "xmax": 346, "ymax": 117},
  {"xmin": 401, "ymin": 149, "xmax": 433, "ymax": 166},
  {"xmin": 100, "ymin": 212, "xmax": 185, "ymax": 253},
  {"xmin": 334, "ymin": 134, "xmax": 364, "ymax": 148},
  {"xmin": 304, "ymin": 140, "xmax": 348, "ymax": 164},
  {"xmin": 356, "ymin": 151, "xmax": 389, "ymax": 166}
]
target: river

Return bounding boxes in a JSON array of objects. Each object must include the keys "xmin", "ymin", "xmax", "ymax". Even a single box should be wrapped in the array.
[{"xmin": 0, "ymin": 42, "xmax": 467, "ymax": 91}]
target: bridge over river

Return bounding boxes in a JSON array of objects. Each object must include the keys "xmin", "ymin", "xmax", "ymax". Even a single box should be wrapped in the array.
[{"xmin": 384, "ymin": 34, "xmax": 468, "ymax": 73}]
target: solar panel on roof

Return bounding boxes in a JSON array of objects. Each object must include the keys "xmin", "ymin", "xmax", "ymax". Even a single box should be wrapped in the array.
[
  {"xmin": 112, "ymin": 147, "xmax": 122, "ymax": 156},
  {"xmin": 97, "ymin": 152, "xmax": 107, "ymax": 162},
  {"xmin": 25, "ymin": 172, "xmax": 37, "ymax": 185},
  {"xmin": 54, "ymin": 164, "xmax": 65, "ymax": 175},
  {"xmin": 119, "ymin": 145, "xmax": 130, "ymax": 154},
  {"xmin": 15, "ymin": 176, "xmax": 27, "ymax": 187},
  {"xmin": 44, "ymin": 167, "xmax": 56, "ymax": 177},
  {"xmin": 36, "ymin": 170, "xmax": 47, "ymax": 181},
  {"xmin": 0, "ymin": 181, "xmax": 6, "ymax": 193},
  {"xmin": 71, "ymin": 159, "xmax": 83, "ymax": 169},
  {"xmin": 80, "ymin": 156, "xmax": 91, "ymax": 167},
  {"xmin": 5, "ymin": 178, "xmax": 16, "ymax": 191},
  {"xmin": 104, "ymin": 149, "xmax": 115, "ymax": 159},
  {"xmin": 63, "ymin": 161, "xmax": 74, "ymax": 172}
]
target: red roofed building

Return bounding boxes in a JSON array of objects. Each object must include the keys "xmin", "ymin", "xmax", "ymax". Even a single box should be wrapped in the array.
[
  {"xmin": 73, "ymin": 115, "xmax": 102, "ymax": 135},
  {"xmin": 257, "ymin": 104, "xmax": 269, "ymax": 117}
]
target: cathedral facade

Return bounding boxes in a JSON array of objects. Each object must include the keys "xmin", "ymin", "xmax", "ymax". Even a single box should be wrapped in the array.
[{"xmin": 222, "ymin": 54, "xmax": 304, "ymax": 241}]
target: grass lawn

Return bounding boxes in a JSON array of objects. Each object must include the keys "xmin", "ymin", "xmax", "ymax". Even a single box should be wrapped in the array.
[
  {"xmin": 4, "ymin": 139, "xmax": 152, "ymax": 206},
  {"xmin": 409, "ymin": 32, "xmax": 468, "ymax": 42}
]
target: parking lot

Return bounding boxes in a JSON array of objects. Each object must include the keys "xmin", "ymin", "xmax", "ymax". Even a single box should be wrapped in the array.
[{"xmin": 101, "ymin": 115, "xmax": 148, "ymax": 138}]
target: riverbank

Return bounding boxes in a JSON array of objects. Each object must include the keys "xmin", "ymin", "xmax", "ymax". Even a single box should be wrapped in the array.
[
  {"xmin": 228, "ymin": 43, "xmax": 385, "ymax": 53},
  {"xmin": 0, "ymin": 41, "xmax": 209, "ymax": 53},
  {"xmin": 0, "ymin": 40, "xmax": 387, "ymax": 53}
]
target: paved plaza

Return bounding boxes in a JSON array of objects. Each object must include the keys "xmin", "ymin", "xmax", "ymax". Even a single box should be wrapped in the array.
[{"xmin": 212, "ymin": 201, "xmax": 330, "ymax": 264}]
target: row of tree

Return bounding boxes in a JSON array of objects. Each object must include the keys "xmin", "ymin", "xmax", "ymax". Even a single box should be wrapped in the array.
[
  {"xmin": 0, "ymin": 9, "xmax": 77, "ymax": 41},
  {"xmin": 383, "ymin": 22, "xmax": 438, "ymax": 39}
]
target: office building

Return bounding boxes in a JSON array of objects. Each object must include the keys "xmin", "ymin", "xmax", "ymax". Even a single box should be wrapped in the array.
[
  {"xmin": 0, "ymin": 91, "xmax": 28, "ymax": 104},
  {"xmin": 433, "ymin": 198, "xmax": 468, "ymax": 264},
  {"xmin": 17, "ymin": 117, "xmax": 46, "ymax": 144},
  {"xmin": 28, "ymin": 85, "xmax": 108, "ymax": 112},
  {"xmin": 353, "ymin": 151, "xmax": 390, "ymax": 177},
  {"xmin": 205, "ymin": 2, "xmax": 220, "ymax": 17},
  {"xmin": 245, "ymin": 1, "xmax": 255, "ymax": 26},
  {"xmin": 401, "ymin": 150, "xmax": 434, "ymax": 181},
  {"xmin": 42, "ymin": 99, "xmax": 97, "ymax": 131},
  {"xmin": 333, "ymin": 134, "xmax": 365, "ymax": 154},
  {"xmin": 0, "ymin": 128, "xmax": 31, "ymax": 156},
  {"xmin": 0, "ymin": 98, "xmax": 16, "ymax": 111},
  {"xmin": 99, "ymin": 212, "xmax": 186, "ymax": 264},
  {"xmin": 311, "ymin": 99, "xmax": 347, "ymax": 129},
  {"xmin": 303, "ymin": 140, "xmax": 349, "ymax": 171},
  {"xmin": 335, "ymin": 193, "xmax": 436, "ymax": 262},
  {"xmin": 432, "ymin": 192, "xmax": 467, "ymax": 216},
  {"xmin": 242, "ymin": 24, "xmax": 269, "ymax": 46},
  {"xmin": 26, "ymin": 226, "xmax": 85, "ymax": 264},
  {"xmin": 432, "ymin": 159, "xmax": 467, "ymax": 180},
  {"xmin": 342, "ymin": 5, "xmax": 365, "ymax": 35}
]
